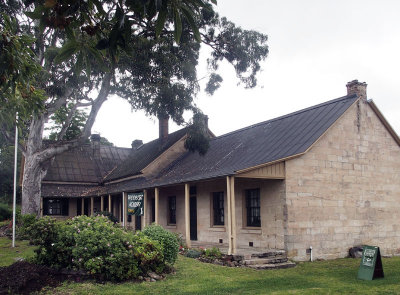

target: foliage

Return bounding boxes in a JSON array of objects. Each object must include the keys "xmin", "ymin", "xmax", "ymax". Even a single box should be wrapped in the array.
[
  {"xmin": 0, "ymin": 203, "xmax": 12, "ymax": 221},
  {"xmin": 0, "ymin": 132, "xmax": 21, "ymax": 204},
  {"xmin": 46, "ymin": 103, "xmax": 88, "ymax": 141},
  {"xmin": 184, "ymin": 112, "xmax": 210, "ymax": 155},
  {"xmin": 142, "ymin": 224, "xmax": 179, "ymax": 265},
  {"xmin": 174, "ymin": 232, "xmax": 186, "ymax": 248},
  {"xmin": 16, "ymin": 213, "xmax": 37, "ymax": 240},
  {"xmin": 185, "ymin": 248, "xmax": 202, "ymax": 259},
  {"xmin": 27, "ymin": 215, "xmax": 165, "ymax": 281},
  {"xmin": 202, "ymin": 247, "xmax": 222, "ymax": 260},
  {"xmin": 0, "ymin": 14, "xmax": 45, "ymax": 128},
  {"xmin": 95, "ymin": 211, "xmax": 118, "ymax": 223},
  {"xmin": 1, "ymin": 0, "xmax": 268, "ymax": 215}
]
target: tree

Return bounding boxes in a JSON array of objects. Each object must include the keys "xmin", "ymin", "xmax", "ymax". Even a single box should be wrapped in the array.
[{"xmin": 0, "ymin": 0, "xmax": 269, "ymax": 215}]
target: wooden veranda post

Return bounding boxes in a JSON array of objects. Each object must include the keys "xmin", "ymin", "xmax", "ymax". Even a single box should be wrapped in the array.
[
  {"xmin": 81, "ymin": 198, "xmax": 85, "ymax": 216},
  {"xmin": 226, "ymin": 176, "xmax": 232, "ymax": 255},
  {"xmin": 155, "ymin": 188, "xmax": 159, "ymax": 224},
  {"xmin": 108, "ymin": 195, "xmax": 112, "ymax": 213},
  {"xmin": 230, "ymin": 176, "xmax": 237, "ymax": 254},
  {"xmin": 122, "ymin": 192, "xmax": 127, "ymax": 228},
  {"xmin": 143, "ymin": 189, "xmax": 148, "ymax": 228}
]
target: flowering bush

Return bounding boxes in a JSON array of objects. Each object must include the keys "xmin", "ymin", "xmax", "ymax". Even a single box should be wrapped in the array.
[
  {"xmin": 28, "ymin": 215, "xmax": 165, "ymax": 281},
  {"xmin": 142, "ymin": 224, "xmax": 179, "ymax": 265}
]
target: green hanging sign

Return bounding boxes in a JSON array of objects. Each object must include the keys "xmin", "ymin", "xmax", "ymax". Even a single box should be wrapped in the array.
[
  {"xmin": 127, "ymin": 192, "xmax": 144, "ymax": 216},
  {"xmin": 357, "ymin": 245, "xmax": 384, "ymax": 280}
]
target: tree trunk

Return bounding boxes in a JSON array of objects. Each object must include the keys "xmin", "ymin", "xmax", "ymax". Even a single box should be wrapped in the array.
[
  {"xmin": 21, "ymin": 155, "xmax": 46, "ymax": 215},
  {"xmin": 20, "ymin": 74, "xmax": 112, "ymax": 215},
  {"xmin": 21, "ymin": 114, "xmax": 46, "ymax": 215}
]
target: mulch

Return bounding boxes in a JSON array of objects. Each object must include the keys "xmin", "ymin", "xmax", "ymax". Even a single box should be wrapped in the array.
[{"xmin": 0, "ymin": 261, "xmax": 88, "ymax": 295}]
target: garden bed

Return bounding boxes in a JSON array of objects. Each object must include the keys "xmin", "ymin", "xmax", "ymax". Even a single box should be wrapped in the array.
[{"xmin": 0, "ymin": 261, "xmax": 67, "ymax": 295}]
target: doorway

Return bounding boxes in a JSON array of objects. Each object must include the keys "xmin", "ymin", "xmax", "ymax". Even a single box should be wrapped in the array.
[{"xmin": 190, "ymin": 196, "xmax": 197, "ymax": 240}]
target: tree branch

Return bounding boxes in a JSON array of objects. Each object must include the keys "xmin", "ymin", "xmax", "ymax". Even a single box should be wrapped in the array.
[
  {"xmin": 57, "ymin": 104, "xmax": 78, "ymax": 140},
  {"xmin": 0, "ymin": 129, "xmax": 26, "ymax": 156},
  {"xmin": 80, "ymin": 72, "xmax": 113, "ymax": 141}
]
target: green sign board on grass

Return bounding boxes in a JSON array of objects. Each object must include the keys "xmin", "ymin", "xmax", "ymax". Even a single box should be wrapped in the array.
[
  {"xmin": 127, "ymin": 192, "xmax": 144, "ymax": 216},
  {"xmin": 357, "ymin": 245, "xmax": 384, "ymax": 280}
]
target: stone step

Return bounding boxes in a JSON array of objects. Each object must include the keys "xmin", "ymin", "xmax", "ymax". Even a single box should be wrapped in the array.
[
  {"xmin": 243, "ymin": 257, "xmax": 288, "ymax": 265},
  {"xmin": 250, "ymin": 250, "xmax": 286, "ymax": 259},
  {"xmin": 247, "ymin": 261, "xmax": 296, "ymax": 270},
  {"xmin": 243, "ymin": 251, "xmax": 286, "ymax": 260}
]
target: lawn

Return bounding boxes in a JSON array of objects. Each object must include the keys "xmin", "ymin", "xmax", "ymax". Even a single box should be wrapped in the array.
[
  {"xmin": 1, "ymin": 237, "xmax": 399, "ymax": 294},
  {"xmin": 0, "ymin": 237, "xmax": 36, "ymax": 267},
  {"xmin": 47, "ymin": 253, "xmax": 400, "ymax": 295}
]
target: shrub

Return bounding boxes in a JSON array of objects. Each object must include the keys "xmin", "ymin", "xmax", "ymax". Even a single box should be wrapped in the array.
[
  {"xmin": 28, "ymin": 215, "xmax": 165, "ymax": 281},
  {"xmin": 95, "ymin": 211, "xmax": 118, "ymax": 223},
  {"xmin": 0, "ymin": 203, "xmax": 12, "ymax": 221},
  {"xmin": 142, "ymin": 224, "xmax": 179, "ymax": 265},
  {"xmin": 174, "ymin": 232, "xmax": 186, "ymax": 248},
  {"xmin": 17, "ymin": 213, "xmax": 37, "ymax": 240},
  {"xmin": 185, "ymin": 248, "xmax": 202, "ymax": 259},
  {"xmin": 203, "ymin": 247, "xmax": 222, "ymax": 260}
]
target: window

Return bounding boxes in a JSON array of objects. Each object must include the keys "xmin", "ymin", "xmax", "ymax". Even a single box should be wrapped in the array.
[
  {"xmin": 44, "ymin": 198, "xmax": 69, "ymax": 216},
  {"xmin": 212, "ymin": 192, "xmax": 224, "ymax": 226},
  {"xmin": 245, "ymin": 189, "xmax": 261, "ymax": 227},
  {"xmin": 168, "ymin": 196, "xmax": 176, "ymax": 225}
]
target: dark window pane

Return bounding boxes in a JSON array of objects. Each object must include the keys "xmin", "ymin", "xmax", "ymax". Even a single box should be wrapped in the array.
[
  {"xmin": 246, "ymin": 189, "xmax": 261, "ymax": 227},
  {"xmin": 44, "ymin": 198, "xmax": 69, "ymax": 216},
  {"xmin": 213, "ymin": 192, "xmax": 224, "ymax": 226},
  {"xmin": 168, "ymin": 196, "xmax": 176, "ymax": 224}
]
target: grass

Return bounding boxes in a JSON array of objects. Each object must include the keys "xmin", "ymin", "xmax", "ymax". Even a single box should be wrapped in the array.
[
  {"xmin": 0, "ymin": 237, "xmax": 36, "ymax": 267},
  {"xmin": 47, "ymin": 255, "xmax": 400, "ymax": 295},
  {"xmin": 1, "ymin": 237, "xmax": 399, "ymax": 294}
]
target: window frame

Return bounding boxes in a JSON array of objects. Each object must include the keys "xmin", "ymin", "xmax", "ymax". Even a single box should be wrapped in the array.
[
  {"xmin": 43, "ymin": 198, "xmax": 69, "ymax": 216},
  {"xmin": 244, "ymin": 188, "xmax": 261, "ymax": 228},
  {"xmin": 167, "ymin": 196, "xmax": 176, "ymax": 225},
  {"xmin": 212, "ymin": 191, "xmax": 224, "ymax": 226}
]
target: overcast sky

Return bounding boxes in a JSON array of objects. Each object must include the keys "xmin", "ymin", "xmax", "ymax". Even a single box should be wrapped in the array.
[{"xmin": 93, "ymin": 0, "xmax": 400, "ymax": 147}]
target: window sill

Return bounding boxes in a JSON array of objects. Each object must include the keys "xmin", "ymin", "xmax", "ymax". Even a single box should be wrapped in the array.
[
  {"xmin": 209, "ymin": 227, "xmax": 226, "ymax": 232},
  {"xmin": 166, "ymin": 225, "xmax": 177, "ymax": 229},
  {"xmin": 240, "ymin": 228, "xmax": 262, "ymax": 234}
]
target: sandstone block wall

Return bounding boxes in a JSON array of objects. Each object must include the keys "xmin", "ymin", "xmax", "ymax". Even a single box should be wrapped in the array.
[
  {"xmin": 285, "ymin": 99, "xmax": 400, "ymax": 261},
  {"xmin": 141, "ymin": 178, "xmax": 285, "ymax": 251}
]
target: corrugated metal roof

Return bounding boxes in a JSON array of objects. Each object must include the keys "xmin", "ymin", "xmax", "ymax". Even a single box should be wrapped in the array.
[
  {"xmin": 147, "ymin": 94, "xmax": 359, "ymax": 187},
  {"xmin": 43, "ymin": 145, "xmax": 131, "ymax": 183},
  {"xmin": 42, "ymin": 94, "xmax": 359, "ymax": 197},
  {"xmin": 103, "ymin": 128, "xmax": 188, "ymax": 181}
]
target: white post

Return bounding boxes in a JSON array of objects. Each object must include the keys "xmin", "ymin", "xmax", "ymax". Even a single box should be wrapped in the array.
[{"xmin": 12, "ymin": 113, "xmax": 18, "ymax": 248}]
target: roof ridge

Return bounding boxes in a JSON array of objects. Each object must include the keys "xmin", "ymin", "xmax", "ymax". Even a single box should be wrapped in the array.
[{"xmin": 212, "ymin": 94, "xmax": 358, "ymax": 141}]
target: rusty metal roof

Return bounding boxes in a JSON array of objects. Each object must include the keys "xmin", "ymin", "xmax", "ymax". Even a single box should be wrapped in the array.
[{"xmin": 43, "ymin": 145, "xmax": 131, "ymax": 183}]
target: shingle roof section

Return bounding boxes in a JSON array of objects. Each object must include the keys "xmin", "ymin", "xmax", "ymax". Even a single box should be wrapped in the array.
[
  {"xmin": 103, "ymin": 128, "xmax": 188, "ymax": 181},
  {"xmin": 149, "ymin": 94, "xmax": 359, "ymax": 186}
]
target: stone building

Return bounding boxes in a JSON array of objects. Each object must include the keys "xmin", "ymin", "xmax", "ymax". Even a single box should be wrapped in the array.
[{"xmin": 38, "ymin": 80, "xmax": 400, "ymax": 261}]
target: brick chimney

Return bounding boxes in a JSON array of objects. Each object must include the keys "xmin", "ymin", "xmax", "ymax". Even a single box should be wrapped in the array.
[
  {"xmin": 90, "ymin": 134, "xmax": 101, "ymax": 158},
  {"xmin": 131, "ymin": 139, "xmax": 143, "ymax": 149},
  {"xmin": 159, "ymin": 116, "xmax": 169, "ymax": 142},
  {"xmin": 346, "ymin": 80, "xmax": 367, "ymax": 100}
]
